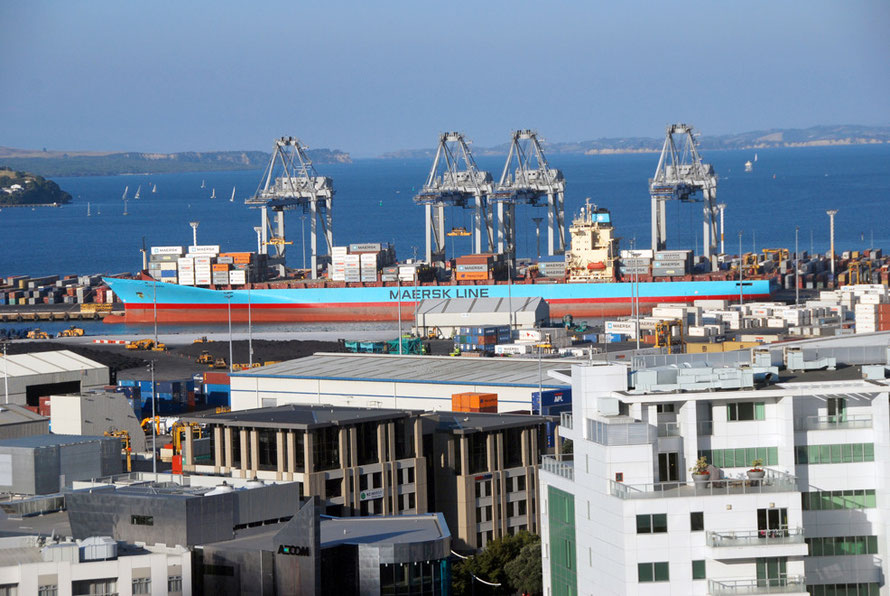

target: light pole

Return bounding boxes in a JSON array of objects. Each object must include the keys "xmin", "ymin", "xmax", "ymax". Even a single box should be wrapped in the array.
[
  {"xmin": 532, "ymin": 217, "xmax": 543, "ymax": 260},
  {"xmin": 795, "ymin": 226, "xmax": 800, "ymax": 305},
  {"xmin": 149, "ymin": 360, "xmax": 156, "ymax": 479},
  {"xmin": 3, "ymin": 342, "xmax": 8, "ymax": 405},
  {"xmin": 827, "ymin": 210, "xmax": 838, "ymax": 277},
  {"xmin": 738, "ymin": 231, "xmax": 744, "ymax": 306},
  {"xmin": 396, "ymin": 277, "xmax": 403, "ymax": 355},
  {"xmin": 247, "ymin": 271, "xmax": 253, "ymax": 368},
  {"xmin": 152, "ymin": 278, "xmax": 158, "ymax": 346},
  {"xmin": 224, "ymin": 292, "xmax": 234, "ymax": 373},
  {"xmin": 189, "ymin": 221, "xmax": 200, "ymax": 248}
]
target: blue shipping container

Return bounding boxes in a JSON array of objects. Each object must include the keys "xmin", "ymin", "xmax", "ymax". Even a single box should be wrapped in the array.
[{"xmin": 531, "ymin": 389, "xmax": 572, "ymax": 411}]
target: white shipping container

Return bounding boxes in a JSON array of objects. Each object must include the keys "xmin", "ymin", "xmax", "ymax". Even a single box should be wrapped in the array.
[
  {"xmin": 188, "ymin": 245, "xmax": 221, "ymax": 255},
  {"xmin": 151, "ymin": 246, "xmax": 183, "ymax": 255},
  {"xmin": 159, "ymin": 262, "xmax": 178, "ymax": 271},
  {"xmin": 495, "ymin": 343, "xmax": 531, "ymax": 355},
  {"xmin": 688, "ymin": 326, "xmax": 707, "ymax": 337},
  {"xmin": 766, "ymin": 318, "xmax": 786, "ymax": 328},
  {"xmin": 229, "ymin": 270, "xmax": 247, "ymax": 285},
  {"xmin": 194, "ymin": 256, "xmax": 212, "ymax": 266},
  {"xmin": 518, "ymin": 329, "xmax": 543, "ymax": 342}
]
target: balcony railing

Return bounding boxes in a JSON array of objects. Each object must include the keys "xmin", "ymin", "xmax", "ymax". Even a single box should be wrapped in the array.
[
  {"xmin": 609, "ymin": 468, "xmax": 798, "ymax": 500},
  {"xmin": 560, "ymin": 412, "xmax": 573, "ymax": 430},
  {"xmin": 706, "ymin": 527, "xmax": 805, "ymax": 547},
  {"xmin": 697, "ymin": 420, "xmax": 714, "ymax": 436},
  {"xmin": 708, "ymin": 576, "xmax": 806, "ymax": 595},
  {"xmin": 587, "ymin": 418, "xmax": 656, "ymax": 446},
  {"xmin": 794, "ymin": 414, "xmax": 872, "ymax": 431},
  {"xmin": 657, "ymin": 422, "xmax": 680, "ymax": 437},
  {"xmin": 541, "ymin": 455, "xmax": 574, "ymax": 481}
]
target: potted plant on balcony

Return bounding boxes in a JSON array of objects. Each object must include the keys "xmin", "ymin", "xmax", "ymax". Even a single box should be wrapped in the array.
[
  {"xmin": 690, "ymin": 456, "xmax": 710, "ymax": 486},
  {"xmin": 747, "ymin": 458, "xmax": 765, "ymax": 480}
]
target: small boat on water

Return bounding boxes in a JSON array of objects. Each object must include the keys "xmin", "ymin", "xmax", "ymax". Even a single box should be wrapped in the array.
[
  {"xmin": 210, "ymin": 188, "xmax": 217, "ymax": 199},
  {"xmin": 230, "ymin": 186, "xmax": 235, "ymax": 202}
]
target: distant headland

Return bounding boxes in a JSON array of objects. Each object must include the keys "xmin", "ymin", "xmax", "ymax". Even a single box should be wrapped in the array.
[
  {"xmin": 0, "ymin": 168, "xmax": 72, "ymax": 206},
  {"xmin": 0, "ymin": 147, "xmax": 352, "ymax": 178}
]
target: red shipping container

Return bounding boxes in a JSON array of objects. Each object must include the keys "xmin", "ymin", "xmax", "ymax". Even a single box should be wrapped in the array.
[{"xmin": 204, "ymin": 371, "xmax": 230, "ymax": 385}]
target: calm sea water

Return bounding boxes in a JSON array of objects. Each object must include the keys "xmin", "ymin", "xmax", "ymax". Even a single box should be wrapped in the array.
[{"xmin": 2, "ymin": 144, "xmax": 888, "ymax": 277}]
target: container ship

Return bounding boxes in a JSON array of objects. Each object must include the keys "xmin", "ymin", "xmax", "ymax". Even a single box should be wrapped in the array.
[{"xmin": 103, "ymin": 201, "xmax": 775, "ymax": 324}]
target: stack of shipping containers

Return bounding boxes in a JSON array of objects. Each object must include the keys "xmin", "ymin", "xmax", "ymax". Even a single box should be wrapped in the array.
[
  {"xmin": 652, "ymin": 250, "xmax": 693, "ymax": 277},
  {"xmin": 453, "ymin": 325, "xmax": 512, "ymax": 354},
  {"xmin": 536, "ymin": 260, "xmax": 567, "ymax": 279},
  {"xmin": 619, "ymin": 249, "xmax": 653, "ymax": 279},
  {"xmin": 0, "ymin": 274, "xmax": 114, "ymax": 306}
]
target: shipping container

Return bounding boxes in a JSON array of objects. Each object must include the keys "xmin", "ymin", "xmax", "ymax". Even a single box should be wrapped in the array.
[{"xmin": 451, "ymin": 392, "xmax": 498, "ymax": 413}]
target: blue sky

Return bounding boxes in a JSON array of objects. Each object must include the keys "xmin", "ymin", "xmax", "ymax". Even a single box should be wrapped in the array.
[{"xmin": 1, "ymin": 1, "xmax": 888, "ymax": 157}]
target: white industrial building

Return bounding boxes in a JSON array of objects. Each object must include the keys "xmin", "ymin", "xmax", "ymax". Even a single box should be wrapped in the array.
[
  {"xmin": 412, "ymin": 296, "xmax": 550, "ymax": 337},
  {"xmin": 539, "ymin": 337, "xmax": 890, "ymax": 596},
  {"xmin": 230, "ymin": 353, "xmax": 574, "ymax": 413},
  {"xmin": 0, "ymin": 350, "xmax": 109, "ymax": 407},
  {"xmin": 51, "ymin": 390, "xmax": 147, "ymax": 452}
]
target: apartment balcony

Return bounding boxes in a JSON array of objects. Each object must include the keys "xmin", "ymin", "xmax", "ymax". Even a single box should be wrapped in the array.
[
  {"xmin": 609, "ymin": 468, "xmax": 798, "ymax": 500},
  {"xmin": 708, "ymin": 576, "xmax": 807, "ymax": 595},
  {"xmin": 794, "ymin": 414, "xmax": 872, "ymax": 431},
  {"xmin": 657, "ymin": 422, "xmax": 680, "ymax": 437},
  {"xmin": 706, "ymin": 528, "xmax": 808, "ymax": 559},
  {"xmin": 541, "ymin": 455, "xmax": 574, "ymax": 481},
  {"xmin": 560, "ymin": 412, "xmax": 573, "ymax": 430}
]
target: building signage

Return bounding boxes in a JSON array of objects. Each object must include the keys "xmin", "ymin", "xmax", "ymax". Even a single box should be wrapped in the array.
[
  {"xmin": 151, "ymin": 246, "xmax": 183, "ymax": 255},
  {"xmin": 359, "ymin": 488, "xmax": 384, "ymax": 501},
  {"xmin": 388, "ymin": 287, "xmax": 490, "ymax": 301},
  {"xmin": 188, "ymin": 245, "xmax": 221, "ymax": 255},
  {"xmin": 278, "ymin": 544, "xmax": 311, "ymax": 556}
]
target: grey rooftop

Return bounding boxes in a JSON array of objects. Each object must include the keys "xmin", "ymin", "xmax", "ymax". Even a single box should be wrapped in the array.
[{"xmin": 182, "ymin": 403, "xmax": 421, "ymax": 429}]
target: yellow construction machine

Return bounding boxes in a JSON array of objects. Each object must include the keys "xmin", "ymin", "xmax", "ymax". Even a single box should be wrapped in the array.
[
  {"xmin": 57, "ymin": 326, "xmax": 85, "ymax": 338},
  {"xmin": 26, "ymin": 329, "xmax": 50, "ymax": 340}
]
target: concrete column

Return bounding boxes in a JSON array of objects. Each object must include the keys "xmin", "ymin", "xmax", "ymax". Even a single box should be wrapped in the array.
[
  {"xmin": 286, "ymin": 431, "xmax": 296, "ymax": 481},
  {"xmin": 224, "ymin": 427, "xmax": 233, "ymax": 473},
  {"xmin": 276, "ymin": 430, "xmax": 285, "ymax": 480},
  {"xmin": 213, "ymin": 426, "xmax": 223, "ymax": 473},
  {"xmin": 377, "ymin": 424, "xmax": 391, "ymax": 514},
  {"xmin": 460, "ymin": 436, "xmax": 469, "ymax": 476},
  {"xmin": 340, "ymin": 427, "xmax": 352, "ymax": 511},
  {"xmin": 239, "ymin": 429, "xmax": 249, "ymax": 479},
  {"xmin": 387, "ymin": 423, "xmax": 398, "ymax": 512},
  {"xmin": 302, "ymin": 431, "xmax": 315, "ymax": 498},
  {"xmin": 248, "ymin": 429, "xmax": 259, "ymax": 477},
  {"xmin": 413, "ymin": 417, "xmax": 423, "ymax": 458},
  {"xmin": 521, "ymin": 428, "xmax": 530, "ymax": 467},
  {"xmin": 530, "ymin": 428, "xmax": 539, "ymax": 533}
]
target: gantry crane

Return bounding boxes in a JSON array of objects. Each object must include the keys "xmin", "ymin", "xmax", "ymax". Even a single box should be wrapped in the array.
[
  {"xmin": 245, "ymin": 137, "xmax": 334, "ymax": 278},
  {"xmin": 491, "ymin": 130, "xmax": 566, "ymax": 263},
  {"xmin": 413, "ymin": 132, "xmax": 493, "ymax": 263},
  {"xmin": 649, "ymin": 124, "xmax": 719, "ymax": 264}
]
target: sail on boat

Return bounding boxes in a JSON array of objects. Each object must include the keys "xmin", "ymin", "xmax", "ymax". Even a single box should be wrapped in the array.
[
  {"xmin": 152, "ymin": 184, "xmax": 157, "ymax": 193},
  {"xmin": 134, "ymin": 185, "xmax": 141, "ymax": 200},
  {"xmin": 754, "ymin": 153, "xmax": 758, "ymax": 162},
  {"xmin": 87, "ymin": 202, "xmax": 91, "ymax": 217},
  {"xmin": 122, "ymin": 186, "xmax": 128, "ymax": 200},
  {"xmin": 210, "ymin": 188, "xmax": 217, "ymax": 199},
  {"xmin": 230, "ymin": 186, "xmax": 236, "ymax": 202},
  {"xmin": 201, "ymin": 180, "xmax": 206, "ymax": 189}
]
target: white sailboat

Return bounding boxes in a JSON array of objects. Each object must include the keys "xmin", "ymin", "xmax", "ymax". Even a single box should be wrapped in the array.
[
  {"xmin": 230, "ymin": 186, "xmax": 236, "ymax": 202},
  {"xmin": 152, "ymin": 184, "xmax": 157, "ymax": 193},
  {"xmin": 134, "ymin": 185, "xmax": 141, "ymax": 200},
  {"xmin": 754, "ymin": 153, "xmax": 758, "ymax": 162},
  {"xmin": 122, "ymin": 186, "xmax": 128, "ymax": 200},
  {"xmin": 210, "ymin": 188, "xmax": 217, "ymax": 199},
  {"xmin": 87, "ymin": 202, "xmax": 91, "ymax": 217},
  {"xmin": 744, "ymin": 160, "xmax": 753, "ymax": 173},
  {"xmin": 201, "ymin": 180, "xmax": 206, "ymax": 189}
]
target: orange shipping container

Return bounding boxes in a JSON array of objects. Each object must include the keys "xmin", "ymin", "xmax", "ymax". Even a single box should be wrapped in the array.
[
  {"xmin": 451, "ymin": 392, "xmax": 498, "ymax": 412},
  {"xmin": 219, "ymin": 252, "xmax": 252, "ymax": 259},
  {"xmin": 455, "ymin": 271, "xmax": 489, "ymax": 281},
  {"xmin": 212, "ymin": 264, "xmax": 230, "ymax": 272}
]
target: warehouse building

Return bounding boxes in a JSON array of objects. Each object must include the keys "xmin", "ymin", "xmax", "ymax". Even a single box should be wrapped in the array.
[
  {"xmin": 0, "ymin": 403, "xmax": 49, "ymax": 439},
  {"xmin": 0, "ymin": 434, "xmax": 121, "ymax": 495},
  {"xmin": 179, "ymin": 404, "xmax": 427, "ymax": 517},
  {"xmin": 423, "ymin": 411, "xmax": 549, "ymax": 552},
  {"xmin": 413, "ymin": 295, "xmax": 550, "ymax": 337},
  {"xmin": 0, "ymin": 350, "xmax": 109, "ymax": 407},
  {"xmin": 230, "ymin": 352, "xmax": 574, "ymax": 413}
]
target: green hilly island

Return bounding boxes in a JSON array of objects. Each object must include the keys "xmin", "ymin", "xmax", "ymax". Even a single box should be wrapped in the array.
[{"xmin": 0, "ymin": 168, "xmax": 72, "ymax": 206}]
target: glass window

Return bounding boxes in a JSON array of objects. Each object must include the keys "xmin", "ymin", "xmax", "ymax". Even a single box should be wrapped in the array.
[
  {"xmin": 767, "ymin": 447, "xmax": 778, "ymax": 465},
  {"xmin": 38, "ymin": 587, "xmax": 57, "ymax": 596},
  {"xmin": 654, "ymin": 562, "xmax": 670, "ymax": 582},
  {"xmin": 132, "ymin": 578, "xmax": 151, "ymax": 595},
  {"xmin": 692, "ymin": 560, "xmax": 706, "ymax": 580},
  {"xmin": 852, "ymin": 443, "xmax": 864, "ymax": 461},
  {"xmin": 690, "ymin": 511, "xmax": 704, "ymax": 531},
  {"xmin": 638, "ymin": 563, "xmax": 653, "ymax": 583},
  {"xmin": 636, "ymin": 514, "xmax": 667, "ymax": 534},
  {"xmin": 864, "ymin": 443, "xmax": 875, "ymax": 461}
]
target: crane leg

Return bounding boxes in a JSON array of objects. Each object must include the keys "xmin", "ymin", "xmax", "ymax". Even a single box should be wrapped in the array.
[
  {"xmin": 556, "ymin": 191, "xmax": 566, "ymax": 253},
  {"xmin": 497, "ymin": 202, "xmax": 505, "ymax": 254},
  {"xmin": 310, "ymin": 200, "xmax": 318, "ymax": 279},
  {"xmin": 425, "ymin": 204, "xmax": 434, "ymax": 264},
  {"xmin": 547, "ymin": 193, "xmax": 555, "ymax": 256},
  {"xmin": 651, "ymin": 197, "xmax": 659, "ymax": 252},
  {"xmin": 659, "ymin": 200, "xmax": 667, "ymax": 250},
  {"xmin": 437, "ymin": 204, "xmax": 445, "ymax": 261}
]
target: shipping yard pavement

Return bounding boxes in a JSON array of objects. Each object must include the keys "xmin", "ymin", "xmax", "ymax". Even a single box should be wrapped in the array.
[{"xmin": 1, "ymin": 329, "xmax": 456, "ymax": 382}]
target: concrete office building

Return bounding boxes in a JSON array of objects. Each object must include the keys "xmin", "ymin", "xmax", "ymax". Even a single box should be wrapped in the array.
[
  {"xmin": 0, "ymin": 434, "xmax": 121, "ymax": 495},
  {"xmin": 0, "ymin": 350, "xmax": 109, "ymax": 407},
  {"xmin": 539, "ymin": 345, "xmax": 890, "ymax": 595},
  {"xmin": 0, "ymin": 533, "xmax": 191, "ymax": 596},
  {"xmin": 51, "ymin": 390, "xmax": 147, "ymax": 452},
  {"xmin": 423, "ymin": 411, "xmax": 549, "ymax": 552},
  {"xmin": 180, "ymin": 404, "xmax": 427, "ymax": 517},
  {"xmin": 0, "ymin": 403, "xmax": 49, "ymax": 439},
  {"xmin": 66, "ymin": 479, "xmax": 301, "ymax": 547},
  {"xmin": 230, "ymin": 353, "xmax": 573, "ymax": 413},
  {"xmin": 196, "ymin": 497, "xmax": 452, "ymax": 595}
]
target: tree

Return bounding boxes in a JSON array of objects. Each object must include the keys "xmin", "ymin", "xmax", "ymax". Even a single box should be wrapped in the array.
[{"xmin": 452, "ymin": 531, "xmax": 542, "ymax": 595}]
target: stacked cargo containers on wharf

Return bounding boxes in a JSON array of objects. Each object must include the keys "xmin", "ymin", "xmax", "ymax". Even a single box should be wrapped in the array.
[{"xmin": 0, "ymin": 274, "xmax": 114, "ymax": 306}]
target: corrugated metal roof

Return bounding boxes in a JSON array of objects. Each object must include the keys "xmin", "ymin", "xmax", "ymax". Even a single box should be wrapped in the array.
[
  {"xmin": 0, "ymin": 350, "xmax": 106, "ymax": 379},
  {"xmin": 0, "ymin": 434, "xmax": 112, "ymax": 449},
  {"xmin": 238, "ymin": 353, "xmax": 575, "ymax": 388},
  {"xmin": 415, "ymin": 296, "xmax": 544, "ymax": 315},
  {"xmin": 0, "ymin": 404, "xmax": 47, "ymax": 425},
  {"xmin": 183, "ymin": 403, "xmax": 417, "ymax": 429}
]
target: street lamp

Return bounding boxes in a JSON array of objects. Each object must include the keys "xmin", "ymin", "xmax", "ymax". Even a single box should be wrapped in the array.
[
  {"xmin": 148, "ymin": 360, "xmax": 157, "ymax": 479},
  {"xmin": 223, "ymin": 292, "xmax": 234, "ymax": 373},
  {"xmin": 738, "ymin": 231, "xmax": 744, "ymax": 306},
  {"xmin": 189, "ymin": 221, "xmax": 200, "ymax": 248},
  {"xmin": 795, "ymin": 226, "xmax": 800, "ymax": 306}
]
